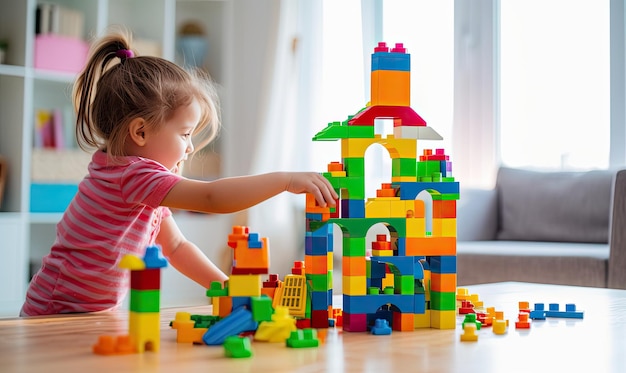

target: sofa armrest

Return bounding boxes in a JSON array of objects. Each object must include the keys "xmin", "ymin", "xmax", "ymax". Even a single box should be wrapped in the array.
[{"xmin": 608, "ymin": 169, "xmax": 626, "ymax": 289}]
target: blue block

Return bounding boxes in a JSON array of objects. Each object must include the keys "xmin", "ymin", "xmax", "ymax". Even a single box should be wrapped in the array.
[
  {"xmin": 341, "ymin": 199, "xmax": 365, "ymax": 218},
  {"xmin": 248, "ymin": 233, "xmax": 263, "ymax": 248},
  {"xmin": 369, "ymin": 260, "xmax": 387, "ymax": 279},
  {"xmin": 413, "ymin": 293, "xmax": 426, "ymax": 314},
  {"xmin": 545, "ymin": 303, "xmax": 584, "ymax": 319},
  {"xmin": 371, "ymin": 52, "xmax": 410, "ymax": 72},
  {"xmin": 203, "ymin": 307, "xmax": 258, "ymax": 345},
  {"xmin": 305, "ymin": 235, "xmax": 328, "ymax": 255},
  {"xmin": 428, "ymin": 256, "xmax": 456, "ymax": 274},
  {"xmin": 231, "ymin": 296, "xmax": 251, "ymax": 310},
  {"xmin": 143, "ymin": 245, "xmax": 168, "ymax": 268},
  {"xmin": 371, "ymin": 318, "xmax": 392, "ymax": 335},
  {"xmin": 343, "ymin": 294, "xmax": 414, "ymax": 314},
  {"xmin": 529, "ymin": 303, "xmax": 546, "ymax": 320},
  {"xmin": 396, "ymin": 181, "xmax": 460, "ymax": 200},
  {"xmin": 371, "ymin": 256, "xmax": 414, "ymax": 275},
  {"xmin": 311, "ymin": 290, "xmax": 332, "ymax": 311},
  {"xmin": 306, "ymin": 212, "xmax": 324, "ymax": 221},
  {"xmin": 396, "ymin": 237, "xmax": 406, "ymax": 256}
]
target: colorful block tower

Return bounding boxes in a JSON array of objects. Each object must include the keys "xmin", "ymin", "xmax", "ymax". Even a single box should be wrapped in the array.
[
  {"xmin": 306, "ymin": 42, "xmax": 458, "ymax": 332},
  {"xmin": 93, "ymin": 245, "xmax": 168, "ymax": 354}
]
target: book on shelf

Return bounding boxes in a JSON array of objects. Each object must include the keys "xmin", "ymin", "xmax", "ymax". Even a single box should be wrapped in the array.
[
  {"xmin": 35, "ymin": 2, "xmax": 84, "ymax": 40},
  {"xmin": 34, "ymin": 107, "xmax": 74, "ymax": 150}
]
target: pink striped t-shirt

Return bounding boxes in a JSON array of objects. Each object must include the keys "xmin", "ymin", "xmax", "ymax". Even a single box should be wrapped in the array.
[{"xmin": 20, "ymin": 150, "xmax": 182, "ymax": 316}]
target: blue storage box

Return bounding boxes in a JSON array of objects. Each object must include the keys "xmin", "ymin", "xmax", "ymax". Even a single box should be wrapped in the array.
[{"xmin": 30, "ymin": 183, "xmax": 78, "ymax": 212}]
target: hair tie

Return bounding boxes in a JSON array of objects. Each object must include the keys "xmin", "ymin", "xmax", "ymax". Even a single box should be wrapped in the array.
[{"xmin": 116, "ymin": 49, "xmax": 134, "ymax": 60}]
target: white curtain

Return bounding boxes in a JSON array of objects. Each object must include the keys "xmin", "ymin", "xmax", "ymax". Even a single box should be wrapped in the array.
[
  {"xmin": 245, "ymin": 0, "xmax": 325, "ymax": 275},
  {"xmin": 452, "ymin": 0, "xmax": 499, "ymax": 188}
]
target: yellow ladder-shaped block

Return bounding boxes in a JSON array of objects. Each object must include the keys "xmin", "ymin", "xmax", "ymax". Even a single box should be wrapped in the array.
[{"xmin": 272, "ymin": 275, "xmax": 307, "ymax": 318}]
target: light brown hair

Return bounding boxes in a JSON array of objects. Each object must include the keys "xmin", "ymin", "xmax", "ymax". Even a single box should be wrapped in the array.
[{"xmin": 72, "ymin": 27, "xmax": 220, "ymax": 158}]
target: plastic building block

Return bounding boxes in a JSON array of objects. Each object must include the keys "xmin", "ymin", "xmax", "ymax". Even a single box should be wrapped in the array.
[
  {"xmin": 94, "ymin": 247, "xmax": 167, "ymax": 355},
  {"xmin": 254, "ymin": 306, "xmax": 297, "ymax": 343},
  {"xmin": 492, "ymin": 319, "xmax": 507, "ymax": 335},
  {"xmin": 460, "ymin": 323, "xmax": 479, "ymax": 342},
  {"xmin": 529, "ymin": 303, "xmax": 546, "ymax": 320},
  {"xmin": 202, "ymin": 307, "xmax": 259, "ymax": 346},
  {"xmin": 224, "ymin": 336, "xmax": 253, "ymax": 358},
  {"xmin": 515, "ymin": 312, "xmax": 531, "ymax": 329},
  {"xmin": 462, "ymin": 313, "xmax": 481, "ymax": 331},
  {"xmin": 545, "ymin": 303, "xmax": 584, "ymax": 319},
  {"xmin": 170, "ymin": 312, "xmax": 209, "ymax": 344},
  {"xmin": 371, "ymin": 318, "xmax": 392, "ymax": 335},
  {"xmin": 286, "ymin": 329, "xmax": 319, "ymax": 348},
  {"xmin": 93, "ymin": 335, "xmax": 135, "ymax": 355}
]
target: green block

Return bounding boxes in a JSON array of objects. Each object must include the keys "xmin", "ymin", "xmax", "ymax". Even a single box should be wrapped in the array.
[
  {"xmin": 251, "ymin": 295, "xmax": 274, "ymax": 322},
  {"xmin": 392, "ymin": 158, "xmax": 417, "ymax": 178},
  {"xmin": 130, "ymin": 289, "xmax": 160, "ymax": 312},
  {"xmin": 426, "ymin": 160, "xmax": 441, "ymax": 175},
  {"xmin": 337, "ymin": 176, "xmax": 365, "ymax": 199},
  {"xmin": 191, "ymin": 314, "xmax": 221, "ymax": 328},
  {"xmin": 430, "ymin": 290, "xmax": 456, "ymax": 311},
  {"xmin": 307, "ymin": 273, "xmax": 331, "ymax": 292},
  {"xmin": 348, "ymin": 125, "xmax": 375, "ymax": 138},
  {"xmin": 206, "ymin": 281, "xmax": 228, "ymax": 297},
  {"xmin": 343, "ymin": 237, "xmax": 366, "ymax": 257},
  {"xmin": 328, "ymin": 217, "xmax": 407, "ymax": 238},
  {"xmin": 343, "ymin": 158, "xmax": 365, "ymax": 177},
  {"xmin": 395, "ymin": 275, "xmax": 415, "ymax": 295},
  {"xmin": 417, "ymin": 162, "xmax": 428, "ymax": 177},
  {"xmin": 224, "ymin": 336, "xmax": 253, "ymax": 358},
  {"xmin": 286, "ymin": 329, "xmax": 319, "ymax": 348}
]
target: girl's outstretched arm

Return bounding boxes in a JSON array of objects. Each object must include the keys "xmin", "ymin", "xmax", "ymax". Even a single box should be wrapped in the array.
[
  {"xmin": 156, "ymin": 215, "xmax": 229, "ymax": 288},
  {"xmin": 161, "ymin": 172, "xmax": 338, "ymax": 214}
]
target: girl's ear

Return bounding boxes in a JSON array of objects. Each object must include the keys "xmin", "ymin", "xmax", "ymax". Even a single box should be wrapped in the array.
[{"xmin": 128, "ymin": 118, "xmax": 147, "ymax": 146}]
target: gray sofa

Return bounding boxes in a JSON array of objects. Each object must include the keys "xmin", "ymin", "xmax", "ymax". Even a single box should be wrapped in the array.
[{"xmin": 456, "ymin": 167, "xmax": 626, "ymax": 289}]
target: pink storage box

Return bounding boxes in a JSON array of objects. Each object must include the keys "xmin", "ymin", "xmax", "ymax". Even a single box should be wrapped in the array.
[{"xmin": 34, "ymin": 34, "xmax": 89, "ymax": 73}]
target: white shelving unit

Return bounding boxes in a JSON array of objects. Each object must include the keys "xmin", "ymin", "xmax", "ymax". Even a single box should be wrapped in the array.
[{"xmin": 0, "ymin": 0, "xmax": 234, "ymax": 317}]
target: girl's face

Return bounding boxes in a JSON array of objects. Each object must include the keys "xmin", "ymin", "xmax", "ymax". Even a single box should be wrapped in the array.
[{"xmin": 139, "ymin": 99, "xmax": 201, "ymax": 173}]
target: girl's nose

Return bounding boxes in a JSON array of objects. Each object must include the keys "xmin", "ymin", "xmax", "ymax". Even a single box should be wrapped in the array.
[{"xmin": 187, "ymin": 139, "xmax": 194, "ymax": 153}]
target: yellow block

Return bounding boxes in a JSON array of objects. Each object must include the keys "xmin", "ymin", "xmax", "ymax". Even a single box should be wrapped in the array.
[
  {"xmin": 129, "ymin": 311, "xmax": 161, "ymax": 353},
  {"xmin": 365, "ymin": 198, "xmax": 392, "ymax": 218},
  {"xmin": 228, "ymin": 274, "xmax": 262, "ymax": 297},
  {"xmin": 343, "ymin": 276, "xmax": 367, "ymax": 295},
  {"xmin": 414, "ymin": 309, "xmax": 431, "ymax": 328},
  {"xmin": 431, "ymin": 310, "xmax": 456, "ymax": 329},
  {"xmin": 406, "ymin": 217, "xmax": 426, "ymax": 237}
]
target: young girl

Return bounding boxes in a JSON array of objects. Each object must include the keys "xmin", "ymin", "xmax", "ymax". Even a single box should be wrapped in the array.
[{"xmin": 20, "ymin": 30, "xmax": 337, "ymax": 316}]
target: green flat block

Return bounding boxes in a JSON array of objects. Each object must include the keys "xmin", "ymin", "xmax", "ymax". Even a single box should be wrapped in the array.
[
  {"xmin": 286, "ymin": 329, "xmax": 319, "ymax": 348},
  {"xmin": 224, "ymin": 336, "xmax": 253, "ymax": 358}
]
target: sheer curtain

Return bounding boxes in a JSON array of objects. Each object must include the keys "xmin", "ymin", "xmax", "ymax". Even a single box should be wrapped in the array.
[{"xmin": 245, "ymin": 0, "xmax": 325, "ymax": 275}]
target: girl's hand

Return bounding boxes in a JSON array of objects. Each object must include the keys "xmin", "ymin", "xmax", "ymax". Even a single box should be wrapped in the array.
[{"xmin": 286, "ymin": 172, "xmax": 338, "ymax": 207}]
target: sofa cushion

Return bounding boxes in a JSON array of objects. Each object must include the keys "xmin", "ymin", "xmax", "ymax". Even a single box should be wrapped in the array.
[
  {"xmin": 496, "ymin": 167, "xmax": 613, "ymax": 243},
  {"xmin": 457, "ymin": 241, "xmax": 609, "ymax": 287},
  {"xmin": 457, "ymin": 187, "xmax": 498, "ymax": 241}
]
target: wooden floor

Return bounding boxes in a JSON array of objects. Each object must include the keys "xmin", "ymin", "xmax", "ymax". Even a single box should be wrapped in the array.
[{"xmin": 1, "ymin": 282, "xmax": 625, "ymax": 373}]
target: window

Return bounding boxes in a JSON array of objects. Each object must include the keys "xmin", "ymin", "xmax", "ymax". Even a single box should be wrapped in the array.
[{"xmin": 499, "ymin": 0, "xmax": 610, "ymax": 170}]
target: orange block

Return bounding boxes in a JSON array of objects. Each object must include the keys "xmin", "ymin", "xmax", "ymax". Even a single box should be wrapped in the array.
[
  {"xmin": 433, "ymin": 200, "xmax": 456, "ymax": 218},
  {"xmin": 342, "ymin": 256, "xmax": 367, "ymax": 276},
  {"xmin": 305, "ymin": 254, "xmax": 329, "ymax": 274},
  {"xmin": 404, "ymin": 237, "xmax": 456, "ymax": 256},
  {"xmin": 430, "ymin": 273, "xmax": 456, "ymax": 292},
  {"xmin": 392, "ymin": 312, "xmax": 415, "ymax": 331},
  {"xmin": 327, "ymin": 161, "xmax": 344, "ymax": 171}
]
